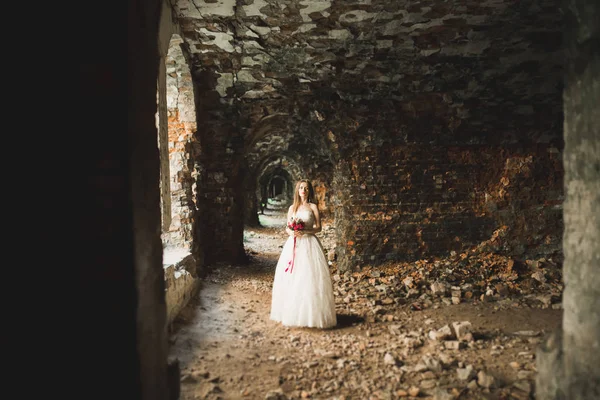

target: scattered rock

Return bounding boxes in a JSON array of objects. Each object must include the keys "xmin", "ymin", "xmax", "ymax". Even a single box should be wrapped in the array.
[
  {"xmin": 457, "ymin": 365, "xmax": 476, "ymax": 381},
  {"xmin": 477, "ymin": 370, "xmax": 496, "ymax": 388}
]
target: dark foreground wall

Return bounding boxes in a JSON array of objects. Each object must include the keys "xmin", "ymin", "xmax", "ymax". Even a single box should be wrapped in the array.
[{"xmin": 73, "ymin": 1, "xmax": 169, "ymax": 400}]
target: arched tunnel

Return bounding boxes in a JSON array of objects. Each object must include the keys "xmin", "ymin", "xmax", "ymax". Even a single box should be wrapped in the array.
[{"xmin": 74, "ymin": 1, "xmax": 599, "ymax": 399}]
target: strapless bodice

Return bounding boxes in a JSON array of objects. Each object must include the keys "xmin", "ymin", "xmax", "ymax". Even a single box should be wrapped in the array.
[{"xmin": 294, "ymin": 208, "xmax": 315, "ymax": 227}]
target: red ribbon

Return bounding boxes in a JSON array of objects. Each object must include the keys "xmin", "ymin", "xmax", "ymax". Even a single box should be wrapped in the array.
[{"xmin": 285, "ymin": 237, "xmax": 297, "ymax": 273}]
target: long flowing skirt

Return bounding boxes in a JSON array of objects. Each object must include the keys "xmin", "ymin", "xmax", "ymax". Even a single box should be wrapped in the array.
[{"xmin": 270, "ymin": 234, "xmax": 337, "ymax": 329}]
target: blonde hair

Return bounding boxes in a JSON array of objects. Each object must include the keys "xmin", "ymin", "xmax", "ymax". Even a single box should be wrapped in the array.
[{"xmin": 292, "ymin": 179, "xmax": 315, "ymax": 215}]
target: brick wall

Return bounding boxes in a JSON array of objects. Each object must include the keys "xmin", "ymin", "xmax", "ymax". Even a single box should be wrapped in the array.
[
  {"xmin": 176, "ymin": 0, "xmax": 565, "ymax": 270},
  {"xmin": 333, "ymin": 143, "xmax": 563, "ymax": 271}
]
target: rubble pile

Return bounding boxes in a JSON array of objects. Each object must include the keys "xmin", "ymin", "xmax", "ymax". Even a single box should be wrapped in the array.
[
  {"xmin": 258, "ymin": 313, "xmax": 543, "ymax": 400},
  {"xmin": 330, "ymin": 249, "xmax": 563, "ymax": 320}
]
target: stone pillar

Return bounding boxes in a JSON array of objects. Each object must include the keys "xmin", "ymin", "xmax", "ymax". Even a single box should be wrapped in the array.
[
  {"xmin": 157, "ymin": 56, "xmax": 172, "ymax": 233},
  {"xmin": 130, "ymin": 1, "xmax": 170, "ymax": 400},
  {"xmin": 561, "ymin": 0, "xmax": 600, "ymax": 394},
  {"xmin": 537, "ymin": 0, "xmax": 600, "ymax": 399}
]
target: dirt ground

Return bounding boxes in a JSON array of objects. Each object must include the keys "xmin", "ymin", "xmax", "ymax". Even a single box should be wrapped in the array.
[{"xmin": 168, "ymin": 205, "xmax": 562, "ymax": 400}]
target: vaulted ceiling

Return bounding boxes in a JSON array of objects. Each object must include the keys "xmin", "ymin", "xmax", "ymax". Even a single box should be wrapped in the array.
[
  {"xmin": 172, "ymin": 0, "xmax": 562, "ymax": 148},
  {"xmin": 169, "ymin": 0, "xmax": 563, "ymax": 215}
]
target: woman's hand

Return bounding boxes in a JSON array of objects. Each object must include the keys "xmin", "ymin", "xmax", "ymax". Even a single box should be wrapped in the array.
[{"xmin": 294, "ymin": 229, "xmax": 310, "ymax": 237}]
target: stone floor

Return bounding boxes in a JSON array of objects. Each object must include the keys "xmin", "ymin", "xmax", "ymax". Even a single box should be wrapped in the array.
[{"xmin": 167, "ymin": 204, "xmax": 563, "ymax": 400}]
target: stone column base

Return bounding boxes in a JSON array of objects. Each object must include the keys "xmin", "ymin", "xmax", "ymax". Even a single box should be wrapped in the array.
[{"xmin": 536, "ymin": 329, "xmax": 564, "ymax": 400}]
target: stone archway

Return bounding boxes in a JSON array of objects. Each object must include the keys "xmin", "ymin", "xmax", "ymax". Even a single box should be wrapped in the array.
[
  {"xmin": 160, "ymin": 34, "xmax": 198, "ymax": 253},
  {"xmin": 156, "ymin": 7, "xmax": 204, "ymax": 329}
]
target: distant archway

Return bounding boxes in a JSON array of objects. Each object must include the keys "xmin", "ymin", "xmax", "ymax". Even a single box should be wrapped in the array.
[
  {"xmin": 155, "ymin": 27, "xmax": 203, "ymax": 328},
  {"xmin": 156, "ymin": 34, "xmax": 198, "ymax": 253}
]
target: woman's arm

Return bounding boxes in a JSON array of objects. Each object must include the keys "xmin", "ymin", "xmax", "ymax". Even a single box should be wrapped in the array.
[
  {"xmin": 307, "ymin": 203, "xmax": 322, "ymax": 234},
  {"xmin": 285, "ymin": 205, "xmax": 294, "ymax": 236}
]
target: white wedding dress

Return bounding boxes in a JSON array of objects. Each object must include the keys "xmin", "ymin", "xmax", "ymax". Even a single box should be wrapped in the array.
[{"xmin": 270, "ymin": 207, "xmax": 337, "ymax": 329}]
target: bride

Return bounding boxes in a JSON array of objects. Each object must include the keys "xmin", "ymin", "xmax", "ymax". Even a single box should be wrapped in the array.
[{"xmin": 270, "ymin": 179, "xmax": 337, "ymax": 329}]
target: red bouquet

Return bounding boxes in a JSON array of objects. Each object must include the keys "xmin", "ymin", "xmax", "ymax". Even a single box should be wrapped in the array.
[
  {"xmin": 288, "ymin": 216, "xmax": 305, "ymax": 232},
  {"xmin": 285, "ymin": 217, "xmax": 305, "ymax": 273}
]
